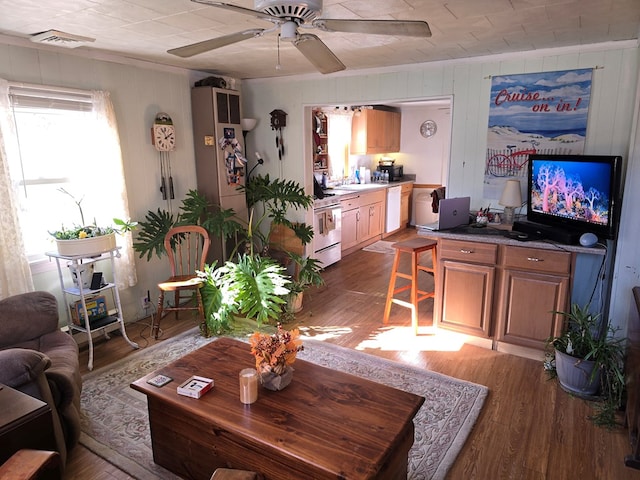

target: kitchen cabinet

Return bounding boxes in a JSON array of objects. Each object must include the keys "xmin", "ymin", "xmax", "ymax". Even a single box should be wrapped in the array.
[
  {"xmin": 341, "ymin": 190, "xmax": 385, "ymax": 253},
  {"xmin": 191, "ymin": 86, "xmax": 247, "ymax": 265},
  {"xmin": 350, "ymin": 107, "xmax": 401, "ymax": 155},
  {"xmin": 341, "ymin": 208, "xmax": 359, "ymax": 251},
  {"xmin": 495, "ymin": 245, "xmax": 571, "ymax": 350},
  {"xmin": 435, "ymin": 238, "xmax": 574, "ymax": 356},
  {"xmin": 400, "ymin": 183, "xmax": 413, "ymax": 228},
  {"xmin": 437, "ymin": 239, "xmax": 498, "ymax": 338},
  {"xmin": 359, "ymin": 201, "xmax": 384, "ymax": 240}
]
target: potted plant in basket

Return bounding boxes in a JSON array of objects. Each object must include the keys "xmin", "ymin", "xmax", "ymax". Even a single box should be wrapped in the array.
[{"xmin": 544, "ymin": 303, "xmax": 626, "ymax": 427}]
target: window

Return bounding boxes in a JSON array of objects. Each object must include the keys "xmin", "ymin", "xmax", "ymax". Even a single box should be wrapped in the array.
[{"xmin": 8, "ymin": 88, "xmax": 113, "ymax": 263}]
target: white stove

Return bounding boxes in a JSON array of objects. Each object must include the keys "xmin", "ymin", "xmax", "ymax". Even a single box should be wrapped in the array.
[{"xmin": 312, "ymin": 193, "xmax": 341, "ymax": 267}]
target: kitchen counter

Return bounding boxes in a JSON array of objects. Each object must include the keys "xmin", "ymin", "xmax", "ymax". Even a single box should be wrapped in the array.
[
  {"xmin": 322, "ymin": 178, "xmax": 415, "ymax": 200},
  {"xmin": 417, "ymin": 224, "xmax": 606, "ymax": 255}
]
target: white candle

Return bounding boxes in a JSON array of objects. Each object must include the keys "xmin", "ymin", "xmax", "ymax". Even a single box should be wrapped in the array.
[{"xmin": 239, "ymin": 368, "xmax": 258, "ymax": 404}]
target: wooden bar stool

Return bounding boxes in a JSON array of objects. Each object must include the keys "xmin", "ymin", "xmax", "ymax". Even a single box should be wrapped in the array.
[{"xmin": 383, "ymin": 238, "xmax": 437, "ymax": 335}]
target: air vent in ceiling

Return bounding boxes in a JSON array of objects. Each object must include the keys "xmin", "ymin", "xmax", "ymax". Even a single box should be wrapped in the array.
[{"xmin": 30, "ymin": 30, "xmax": 95, "ymax": 48}]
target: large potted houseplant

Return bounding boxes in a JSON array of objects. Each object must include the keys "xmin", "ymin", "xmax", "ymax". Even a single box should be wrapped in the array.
[
  {"xmin": 544, "ymin": 303, "xmax": 626, "ymax": 427},
  {"xmin": 133, "ymin": 189, "xmax": 244, "ymax": 260},
  {"xmin": 199, "ymin": 174, "xmax": 316, "ymax": 334}
]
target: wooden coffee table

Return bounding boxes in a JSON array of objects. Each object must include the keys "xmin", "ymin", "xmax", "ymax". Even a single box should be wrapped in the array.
[{"xmin": 131, "ymin": 337, "xmax": 424, "ymax": 480}]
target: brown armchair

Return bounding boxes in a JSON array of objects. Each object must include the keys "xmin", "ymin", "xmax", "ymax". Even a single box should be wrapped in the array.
[{"xmin": 0, "ymin": 291, "xmax": 82, "ymax": 466}]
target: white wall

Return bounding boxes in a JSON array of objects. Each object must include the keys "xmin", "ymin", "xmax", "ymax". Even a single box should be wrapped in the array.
[
  {"xmin": 0, "ymin": 41, "xmax": 208, "ymax": 323},
  {"xmin": 395, "ymin": 101, "xmax": 452, "ymax": 185},
  {"xmin": 243, "ymin": 42, "xmax": 640, "ymax": 335}
]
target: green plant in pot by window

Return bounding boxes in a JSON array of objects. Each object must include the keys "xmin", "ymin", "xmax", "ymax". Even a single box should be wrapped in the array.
[
  {"xmin": 544, "ymin": 303, "xmax": 626, "ymax": 428},
  {"xmin": 50, "ymin": 188, "xmax": 137, "ymax": 240}
]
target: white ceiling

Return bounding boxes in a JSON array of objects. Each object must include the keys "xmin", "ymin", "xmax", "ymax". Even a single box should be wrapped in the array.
[{"xmin": 1, "ymin": 0, "xmax": 639, "ymax": 79}]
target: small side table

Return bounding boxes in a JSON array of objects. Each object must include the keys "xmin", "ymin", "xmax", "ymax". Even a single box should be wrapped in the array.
[{"xmin": 0, "ymin": 384, "xmax": 58, "ymax": 465}]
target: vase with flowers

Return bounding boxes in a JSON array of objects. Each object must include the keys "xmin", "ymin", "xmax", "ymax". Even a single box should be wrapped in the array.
[{"xmin": 249, "ymin": 325, "xmax": 303, "ymax": 391}]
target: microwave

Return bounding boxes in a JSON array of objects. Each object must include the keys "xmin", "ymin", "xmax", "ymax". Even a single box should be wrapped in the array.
[{"xmin": 377, "ymin": 164, "xmax": 403, "ymax": 181}]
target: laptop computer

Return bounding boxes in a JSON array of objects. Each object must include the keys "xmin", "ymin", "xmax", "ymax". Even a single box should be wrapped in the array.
[{"xmin": 418, "ymin": 196, "xmax": 471, "ymax": 231}]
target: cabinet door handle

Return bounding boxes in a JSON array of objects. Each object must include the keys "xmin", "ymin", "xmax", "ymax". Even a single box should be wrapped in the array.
[
  {"xmin": 527, "ymin": 257, "xmax": 542, "ymax": 262},
  {"xmin": 460, "ymin": 249, "xmax": 473, "ymax": 254}
]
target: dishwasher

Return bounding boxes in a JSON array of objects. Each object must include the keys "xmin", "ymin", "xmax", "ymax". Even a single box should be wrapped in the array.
[{"xmin": 385, "ymin": 185, "xmax": 402, "ymax": 233}]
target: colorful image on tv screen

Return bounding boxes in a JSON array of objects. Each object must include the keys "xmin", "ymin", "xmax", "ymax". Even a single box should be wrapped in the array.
[{"xmin": 531, "ymin": 160, "xmax": 611, "ymax": 226}]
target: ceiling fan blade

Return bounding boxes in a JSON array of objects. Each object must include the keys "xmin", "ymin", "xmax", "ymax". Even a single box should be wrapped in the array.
[
  {"xmin": 190, "ymin": 1, "xmax": 283, "ymax": 23},
  {"xmin": 293, "ymin": 34, "xmax": 345, "ymax": 75},
  {"xmin": 168, "ymin": 29, "xmax": 264, "ymax": 58},
  {"xmin": 313, "ymin": 19, "xmax": 432, "ymax": 38}
]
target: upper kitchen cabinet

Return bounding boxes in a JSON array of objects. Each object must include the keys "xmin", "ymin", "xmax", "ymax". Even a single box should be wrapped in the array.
[{"xmin": 351, "ymin": 107, "xmax": 401, "ymax": 155}]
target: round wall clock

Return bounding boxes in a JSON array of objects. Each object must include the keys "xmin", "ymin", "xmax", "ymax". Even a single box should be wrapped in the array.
[{"xmin": 420, "ymin": 120, "xmax": 437, "ymax": 138}]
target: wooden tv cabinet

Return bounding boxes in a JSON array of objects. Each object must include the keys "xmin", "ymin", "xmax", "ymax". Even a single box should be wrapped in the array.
[{"xmin": 420, "ymin": 227, "xmax": 607, "ymax": 360}]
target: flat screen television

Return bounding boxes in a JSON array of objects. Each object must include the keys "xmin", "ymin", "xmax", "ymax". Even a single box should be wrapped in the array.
[{"xmin": 526, "ymin": 154, "xmax": 623, "ymax": 240}]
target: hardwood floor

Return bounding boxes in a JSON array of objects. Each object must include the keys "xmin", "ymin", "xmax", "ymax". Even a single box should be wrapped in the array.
[{"xmin": 66, "ymin": 229, "xmax": 640, "ymax": 480}]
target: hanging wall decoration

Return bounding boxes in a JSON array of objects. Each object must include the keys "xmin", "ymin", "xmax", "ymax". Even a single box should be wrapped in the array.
[
  {"xmin": 151, "ymin": 112, "xmax": 176, "ymax": 204},
  {"xmin": 484, "ymin": 68, "xmax": 593, "ymax": 199},
  {"xmin": 270, "ymin": 109, "xmax": 287, "ymax": 160},
  {"xmin": 218, "ymin": 127, "xmax": 246, "ymax": 186}
]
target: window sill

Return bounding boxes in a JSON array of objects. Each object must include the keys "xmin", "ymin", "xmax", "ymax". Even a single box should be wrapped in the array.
[{"xmin": 30, "ymin": 256, "xmax": 58, "ymax": 275}]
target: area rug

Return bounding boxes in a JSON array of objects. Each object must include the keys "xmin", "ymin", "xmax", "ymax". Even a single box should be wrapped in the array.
[
  {"xmin": 80, "ymin": 328, "xmax": 488, "ymax": 480},
  {"xmin": 362, "ymin": 240, "xmax": 397, "ymax": 254}
]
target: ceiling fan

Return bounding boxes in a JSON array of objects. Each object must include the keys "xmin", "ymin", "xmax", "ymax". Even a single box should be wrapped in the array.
[{"xmin": 168, "ymin": 0, "xmax": 431, "ymax": 74}]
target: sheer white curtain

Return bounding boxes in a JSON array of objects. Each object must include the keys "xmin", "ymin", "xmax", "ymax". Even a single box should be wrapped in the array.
[
  {"xmin": 0, "ymin": 82, "xmax": 137, "ymax": 298},
  {"xmin": 91, "ymin": 91, "xmax": 137, "ymax": 289},
  {"xmin": 0, "ymin": 79, "xmax": 34, "ymax": 298}
]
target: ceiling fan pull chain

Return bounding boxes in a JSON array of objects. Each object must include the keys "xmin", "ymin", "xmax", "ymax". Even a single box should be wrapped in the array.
[{"xmin": 276, "ymin": 34, "xmax": 282, "ymax": 71}]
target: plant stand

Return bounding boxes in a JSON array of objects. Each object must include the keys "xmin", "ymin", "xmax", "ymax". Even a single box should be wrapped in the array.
[{"xmin": 46, "ymin": 247, "xmax": 138, "ymax": 370}]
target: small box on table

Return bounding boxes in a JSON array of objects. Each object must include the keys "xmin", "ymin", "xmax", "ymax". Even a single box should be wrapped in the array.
[{"xmin": 177, "ymin": 376, "xmax": 214, "ymax": 399}]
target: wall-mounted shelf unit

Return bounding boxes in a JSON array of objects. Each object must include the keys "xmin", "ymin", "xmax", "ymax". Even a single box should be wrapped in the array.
[{"xmin": 312, "ymin": 109, "xmax": 329, "ymax": 173}]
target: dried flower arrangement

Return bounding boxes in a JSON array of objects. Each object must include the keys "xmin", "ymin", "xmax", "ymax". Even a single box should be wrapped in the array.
[{"xmin": 249, "ymin": 325, "xmax": 303, "ymax": 376}]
